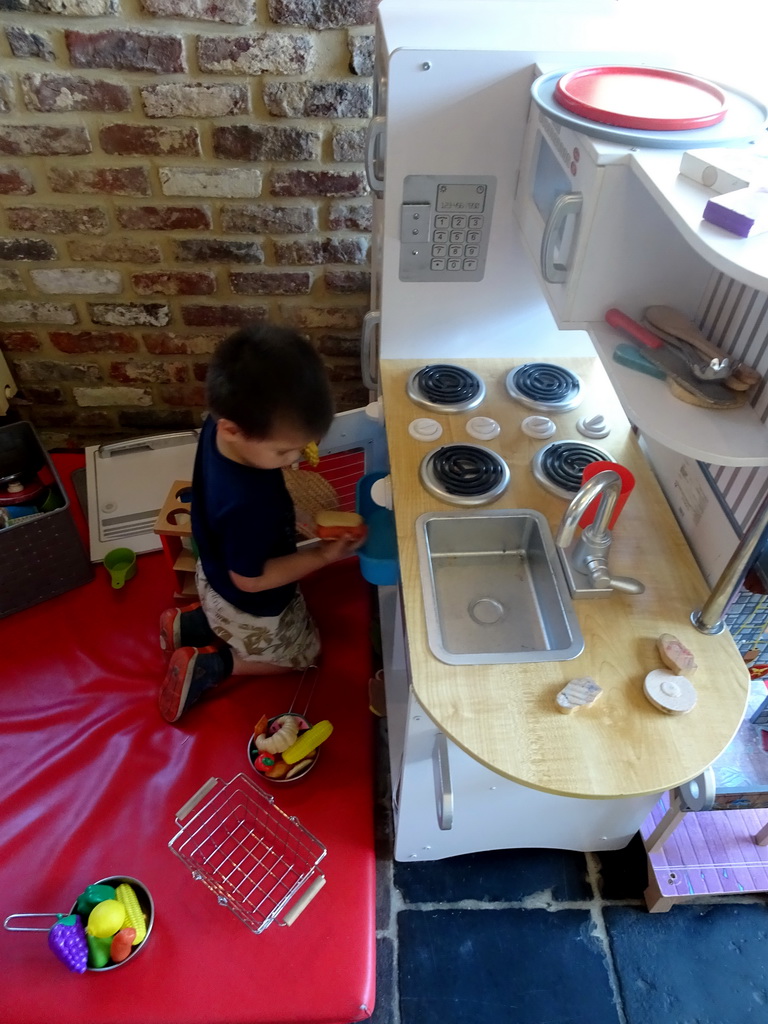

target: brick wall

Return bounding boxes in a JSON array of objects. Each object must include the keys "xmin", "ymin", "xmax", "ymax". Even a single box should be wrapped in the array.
[{"xmin": 0, "ymin": 0, "xmax": 376, "ymax": 444}]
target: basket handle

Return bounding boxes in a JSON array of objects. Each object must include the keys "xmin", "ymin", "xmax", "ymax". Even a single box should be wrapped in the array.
[
  {"xmin": 176, "ymin": 777, "xmax": 219, "ymax": 821},
  {"xmin": 281, "ymin": 874, "xmax": 326, "ymax": 927},
  {"xmin": 4, "ymin": 913, "xmax": 62, "ymax": 932}
]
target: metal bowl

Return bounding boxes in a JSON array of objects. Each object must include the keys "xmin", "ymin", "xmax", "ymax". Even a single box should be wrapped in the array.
[
  {"xmin": 247, "ymin": 713, "xmax": 319, "ymax": 784},
  {"xmin": 70, "ymin": 875, "xmax": 154, "ymax": 972}
]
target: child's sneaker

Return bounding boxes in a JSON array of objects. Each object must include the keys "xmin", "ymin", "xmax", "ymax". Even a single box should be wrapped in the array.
[
  {"xmin": 158, "ymin": 645, "xmax": 234, "ymax": 723},
  {"xmin": 159, "ymin": 603, "xmax": 218, "ymax": 653}
]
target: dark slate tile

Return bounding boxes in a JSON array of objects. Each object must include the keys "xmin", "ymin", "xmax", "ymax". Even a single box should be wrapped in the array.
[
  {"xmin": 394, "ymin": 847, "xmax": 591, "ymax": 904},
  {"xmin": 605, "ymin": 903, "xmax": 768, "ymax": 1024},
  {"xmin": 398, "ymin": 908, "xmax": 620, "ymax": 1024},
  {"xmin": 376, "ymin": 840, "xmax": 392, "ymax": 930},
  {"xmin": 368, "ymin": 935, "xmax": 396, "ymax": 1024},
  {"xmin": 595, "ymin": 832, "xmax": 649, "ymax": 900}
]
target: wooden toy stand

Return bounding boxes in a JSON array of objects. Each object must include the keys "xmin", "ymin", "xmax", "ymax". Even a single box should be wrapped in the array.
[{"xmin": 153, "ymin": 479, "xmax": 197, "ymax": 600}]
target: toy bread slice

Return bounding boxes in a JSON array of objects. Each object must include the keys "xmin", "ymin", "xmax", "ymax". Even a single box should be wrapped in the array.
[
  {"xmin": 657, "ymin": 633, "xmax": 697, "ymax": 675},
  {"xmin": 555, "ymin": 677, "xmax": 602, "ymax": 714},
  {"xmin": 315, "ymin": 510, "xmax": 366, "ymax": 540}
]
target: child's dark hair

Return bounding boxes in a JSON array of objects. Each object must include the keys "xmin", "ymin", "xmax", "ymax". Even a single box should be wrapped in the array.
[{"xmin": 207, "ymin": 324, "xmax": 334, "ymax": 439}]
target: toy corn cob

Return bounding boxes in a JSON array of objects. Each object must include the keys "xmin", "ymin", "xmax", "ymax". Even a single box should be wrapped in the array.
[
  {"xmin": 282, "ymin": 720, "xmax": 333, "ymax": 765},
  {"xmin": 48, "ymin": 914, "xmax": 88, "ymax": 974},
  {"xmin": 301, "ymin": 441, "xmax": 320, "ymax": 467},
  {"xmin": 115, "ymin": 883, "xmax": 146, "ymax": 945}
]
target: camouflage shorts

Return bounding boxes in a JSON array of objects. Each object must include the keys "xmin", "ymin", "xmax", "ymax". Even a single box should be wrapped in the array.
[{"xmin": 196, "ymin": 563, "xmax": 320, "ymax": 669}]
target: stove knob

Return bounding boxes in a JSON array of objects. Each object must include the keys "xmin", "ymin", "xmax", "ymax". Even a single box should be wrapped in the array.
[
  {"xmin": 370, "ymin": 475, "xmax": 393, "ymax": 510},
  {"xmin": 577, "ymin": 414, "xmax": 610, "ymax": 439},
  {"xmin": 521, "ymin": 416, "xmax": 556, "ymax": 439},
  {"xmin": 466, "ymin": 416, "xmax": 500, "ymax": 441},
  {"xmin": 365, "ymin": 396, "xmax": 385, "ymax": 423},
  {"xmin": 409, "ymin": 418, "xmax": 442, "ymax": 441}
]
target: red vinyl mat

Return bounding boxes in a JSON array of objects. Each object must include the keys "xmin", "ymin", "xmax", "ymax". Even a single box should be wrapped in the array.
[{"xmin": 0, "ymin": 454, "xmax": 376, "ymax": 1024}]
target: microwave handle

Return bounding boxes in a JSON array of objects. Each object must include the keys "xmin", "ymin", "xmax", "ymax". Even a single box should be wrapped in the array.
[
  {"xmin": 365, "ymin": 116, "xmax": 386, "ymax": 198},
  {"xmin": 361, "ymin": 310, "xmax": 381, "ymax": 391},
  {"xmin": 540, "ymin": 192, "xmax": 583, "ymax": 284}
]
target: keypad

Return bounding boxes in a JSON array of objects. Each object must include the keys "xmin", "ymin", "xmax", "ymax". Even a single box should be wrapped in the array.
[
  {"xmin": 399, "ymin": 175, "xmax": 496, "ymax": 282},
  {"xmin": 430, "ymin": 215, "xmax": 484, "ymax": 271}
]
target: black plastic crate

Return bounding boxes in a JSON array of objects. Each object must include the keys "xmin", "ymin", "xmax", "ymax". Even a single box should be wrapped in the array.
[{"xmin": 0, "ymin": 421, "xmax": 93, "ymax": 618}]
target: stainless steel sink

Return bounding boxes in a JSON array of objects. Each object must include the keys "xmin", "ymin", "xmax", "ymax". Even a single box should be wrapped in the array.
[{"xmin": 416, "ymin": 509, "xmax": 584, "ymax": 665}]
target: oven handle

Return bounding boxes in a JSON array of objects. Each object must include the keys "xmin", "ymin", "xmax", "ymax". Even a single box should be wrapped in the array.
[
  {"xmin": 364, "ymin": 116, "xmax": 386, "ymax": 197},
  {"xmin": 361, "ymin": 310, "xmax": 381, "ymax": 392},
  {"xmin": 540, "ymin": 192, "xmax": 583, "ymax": 284},
  {"xmin": 433, "ymin": 732, "xmax": 454, "ymax": 830}
]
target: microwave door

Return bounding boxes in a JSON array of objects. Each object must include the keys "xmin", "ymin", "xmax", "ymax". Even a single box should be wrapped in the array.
[{"xmin": 541, "ymin": 192, "xmax": 583, "ymax": 284}]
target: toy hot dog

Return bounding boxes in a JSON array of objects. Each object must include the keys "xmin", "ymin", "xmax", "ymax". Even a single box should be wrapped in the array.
[{"xmin": 315, "ymin": 510, "xmax": 367, "ymax": 541}]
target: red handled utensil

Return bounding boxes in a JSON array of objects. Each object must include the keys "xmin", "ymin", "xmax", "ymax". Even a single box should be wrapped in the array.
[
  {"xmin": 605, "ymin": 307, "xmax": 664, "ymax": 349},
  {"xmin": 579, "ymin": 461, "xmax": 636, "ymax": 530}
]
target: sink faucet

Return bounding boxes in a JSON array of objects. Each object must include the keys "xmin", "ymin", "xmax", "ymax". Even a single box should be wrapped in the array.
[{"xmin": 555, "ymin": 469, "xmax": 645, "ymax": 598}]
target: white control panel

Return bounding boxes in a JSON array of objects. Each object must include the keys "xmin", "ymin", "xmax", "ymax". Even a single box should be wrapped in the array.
[{"xmin": 399, "ymin": 175, "xmax": 496, "ymax": 282}]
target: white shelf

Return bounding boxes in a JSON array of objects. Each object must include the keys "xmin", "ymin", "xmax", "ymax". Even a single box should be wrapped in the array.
[
  {"xmin": 589, "ymin": 323, "xmax": 768, "ymax": 466},
  {"xmin": 630, "ymin": 149, "xmax": 768, "ymax": 293}
]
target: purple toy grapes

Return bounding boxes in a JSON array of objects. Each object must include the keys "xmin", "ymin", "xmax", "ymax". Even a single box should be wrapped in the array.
[{"xmin": 48, "ymin": 914, "xmax": 88, "ymax": 974}]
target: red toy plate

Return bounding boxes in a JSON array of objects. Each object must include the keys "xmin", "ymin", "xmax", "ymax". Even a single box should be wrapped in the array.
[{"xmin": 555, "ymin": 65, "xmax": 728, "ymax": 131}]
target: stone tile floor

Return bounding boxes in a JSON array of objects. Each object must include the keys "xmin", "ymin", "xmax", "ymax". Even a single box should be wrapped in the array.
[{"xmin": 366, "ymin": 724, "xmax": 768, "ymax": 1024}]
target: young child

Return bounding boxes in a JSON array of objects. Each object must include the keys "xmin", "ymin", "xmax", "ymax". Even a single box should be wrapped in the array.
[{"xmin": 157, "ymin": 323, "xmax": 363, "ymax": 723}]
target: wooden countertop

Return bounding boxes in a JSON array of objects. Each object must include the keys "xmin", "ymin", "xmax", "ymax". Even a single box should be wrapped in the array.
[{"xmin": 381, "ymin": 356, "xmax": 750, "ymax": 800}]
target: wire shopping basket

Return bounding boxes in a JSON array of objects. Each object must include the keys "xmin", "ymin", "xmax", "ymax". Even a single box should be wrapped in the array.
[{"xmin": 169, "ymin": 774, "xmax": 327, "ymax": 934}]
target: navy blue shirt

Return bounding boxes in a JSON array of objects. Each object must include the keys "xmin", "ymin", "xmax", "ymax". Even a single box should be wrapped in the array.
[{"xmin": 191, "ymin": 416, "xmax": 297, "ymax": 617}]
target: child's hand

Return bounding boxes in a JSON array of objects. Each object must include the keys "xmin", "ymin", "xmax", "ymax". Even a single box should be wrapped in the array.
[{"xmin": 319, "ymin": 533, "xmax": 365, "ymax": 564}]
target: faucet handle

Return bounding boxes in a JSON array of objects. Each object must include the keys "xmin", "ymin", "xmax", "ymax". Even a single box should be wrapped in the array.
[{"xmin": 584, "ymin": 556, "xmax": 645, "ymax": 595}]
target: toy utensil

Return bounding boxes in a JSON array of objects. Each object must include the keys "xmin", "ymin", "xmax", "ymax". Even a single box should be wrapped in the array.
[
  {"xmin": 103, "ymin": 547, "xmax": 137, "ymax": 589},
  {"xmin": 644, "ymin": 305, "xmax": 761, "ymax": 388}
]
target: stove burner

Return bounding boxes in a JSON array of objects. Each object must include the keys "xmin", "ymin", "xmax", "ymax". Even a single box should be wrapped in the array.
[
  {"xmin": 407, "ymin": 364, "xmax": 485, "ymax": 413},
  {"xmin": 505, "ymin": 363, "xmax": 583, "ymax": 412},
  {"xmin": 420, "ymin": 444, "xmax": 510, "ymax": 506},
  {"xmin": 532, "ymin": 440, "xmax": 613, "ymax": 499}
]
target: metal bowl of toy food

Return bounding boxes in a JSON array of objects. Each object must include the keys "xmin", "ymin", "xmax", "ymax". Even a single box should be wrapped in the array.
[
  {"xmin": 70, "ymin": 875, "xmax": 154, "ymax": 972},
  {"xmin": 4, "ymin": 874, "xmax": 154, "ymax": 974},
  {"xmin": 247, "ymin": 713, "xmax": 319, "ymax": 784}
]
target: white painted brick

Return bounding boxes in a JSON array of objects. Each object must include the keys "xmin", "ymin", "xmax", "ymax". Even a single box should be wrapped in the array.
[
  {"xmin": 73, "ymin": 386, "xmax": 152, "ymax": 406},
  {"xmin": 159, "ymin": 166, "xmax": 262, "ymax": 198},
  {"xmin": 31, "ymin": 268, "xmax": 122, "ymax": 294},
  {"xmin": 0, "ymin": 301, "xmax": 78, "ymax": 324}
]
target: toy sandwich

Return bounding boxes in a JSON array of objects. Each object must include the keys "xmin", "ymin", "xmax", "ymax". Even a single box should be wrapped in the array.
[{"xmin": 314, "ymin": 510, "xmax": 367, "ymax": 541}]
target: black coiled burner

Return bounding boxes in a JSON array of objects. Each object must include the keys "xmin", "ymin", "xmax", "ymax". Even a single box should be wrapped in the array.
[
  {"xmin": 532, "ymin": 440, "xmax": 613, "ymax": 499},
  {"xmin": 505, "ymin": 363, "xmax": 582, "ymax": 412},
  {"xmin": 432, "ymin": 445, "xmax": 502, "ymax": 495},
  {"xmin": 407, "ymin": 364, "xmax": 485, "ymax": 413},
  {"xmin": 420, "ymin": 444, "xmax": 510, "ymax": 506}
]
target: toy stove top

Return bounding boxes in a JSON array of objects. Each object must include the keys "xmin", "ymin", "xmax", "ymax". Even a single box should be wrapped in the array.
[{"xmin": 406, "ymin": 362, "xmax": 612, "ymax": 507}]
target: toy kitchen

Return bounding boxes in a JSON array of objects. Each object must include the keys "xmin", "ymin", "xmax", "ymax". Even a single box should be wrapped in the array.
[{"xmin": 364, "ymin": 0, "xmax": 768, "ymax": 862}]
